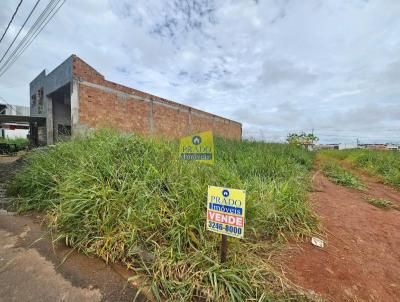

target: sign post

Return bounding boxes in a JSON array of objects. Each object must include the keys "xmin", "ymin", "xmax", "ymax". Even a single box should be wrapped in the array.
[
  {"xmin": 207, "ymin": 186, "xmax": 246, "ymax": 263},
  {"xmin": 220, "ymin": 234, "xmax": 228, "ymax": 263}
]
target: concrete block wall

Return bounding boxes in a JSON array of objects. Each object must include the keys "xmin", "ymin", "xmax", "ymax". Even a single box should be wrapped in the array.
[
  {"xmin": 72, "ymin": 56, "xmax": 242, "ymax": 140},
  {"xmin": 30, "ymin": 56, "xmax": 74, "ymax": 144}
]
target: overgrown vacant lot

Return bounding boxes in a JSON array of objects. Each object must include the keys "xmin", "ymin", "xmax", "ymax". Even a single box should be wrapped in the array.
[
  {"xmin": 8, "ymin": 130, "xmax": 317, "ymax": 301},
  {"xmin": 320, "ymin": 149, "xmax": 400, "ymax": 189}
]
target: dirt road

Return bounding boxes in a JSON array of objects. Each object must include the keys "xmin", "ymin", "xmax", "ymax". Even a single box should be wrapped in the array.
[
  {"xmin": 0, "ymin": 156, "xmax": 146, "ymax": 302},
  {"xmin": 281, "ymin": 168, "xmax": 400, "ymax": 301}
]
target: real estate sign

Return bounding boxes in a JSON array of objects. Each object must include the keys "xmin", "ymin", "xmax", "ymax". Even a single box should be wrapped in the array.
[
  {"xmin": 207, "ymin": 186, "xmax": 246, "ymax": 239},
  {"xmin": 179, "ymin": 131, "xmax": 214, "ymax": 164}
]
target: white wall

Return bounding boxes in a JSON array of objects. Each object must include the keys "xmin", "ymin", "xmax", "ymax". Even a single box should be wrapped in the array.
[{"xmin": 3, "ymin": 129, "xmax": 29, "ymax": 139}]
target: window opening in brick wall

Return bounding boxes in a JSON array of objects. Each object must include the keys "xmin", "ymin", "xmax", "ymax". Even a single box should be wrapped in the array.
[{"xmin": 57, "ymin": 124, "xmax": 71, "ymax": 136}]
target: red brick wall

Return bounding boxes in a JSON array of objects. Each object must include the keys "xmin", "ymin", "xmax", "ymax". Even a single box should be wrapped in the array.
[
  {"xmin": 73, "ymin": 56, "xmax": 242, "ymax": 140},
  {"xmin": 152, "ymin": 104, "xmax": 190, "ymax": 138},
  {"xmin": 79, "ymin": 85, "xmax": 151, "ymax": 135}
]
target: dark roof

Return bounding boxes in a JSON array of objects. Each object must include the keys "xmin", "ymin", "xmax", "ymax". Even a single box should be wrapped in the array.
[{"xmin": 0, "ymin": 115, "xmax": 46, "ymax": 123}]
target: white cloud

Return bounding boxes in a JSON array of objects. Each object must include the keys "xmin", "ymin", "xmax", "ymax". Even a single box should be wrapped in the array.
[{"xmin": 1, "ymin": 0, "xmax": 400, "ymax": 144}]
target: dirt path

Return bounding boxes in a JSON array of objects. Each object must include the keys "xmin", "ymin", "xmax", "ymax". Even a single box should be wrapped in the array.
[
  {"xmin": 280, "ymin": 169, "xmax": 400, "ymax": 302},
  {"xmin": 340, "ymin": 160, "xmax": 400, "ymax": 208},
  {"xmin": 0, "ymin": 156, "xmax": 147, "ymax": 302}
]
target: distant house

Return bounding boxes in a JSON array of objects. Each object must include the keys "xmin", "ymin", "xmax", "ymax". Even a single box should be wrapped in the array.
[
  {"xmin": 386, "ymin": 144, "xmax": 400, "ymax": 151},
  {"xmin": 0, "ymin": 102, "xmax": 30, "ymax": 139},
  {"xmin": 358, "ymin": 144, "xmax": 387, "ymax": 150},
  {"xmin": 315, "ymin": 144, "xmax": 340, "ymax": 150},
  {"xmin": 358, "ymin": 143, "xmax": 399, "ymax": 151},
  {"xmin": 300, "ymin": 143, "xmax": 315, "ymax": 151}
]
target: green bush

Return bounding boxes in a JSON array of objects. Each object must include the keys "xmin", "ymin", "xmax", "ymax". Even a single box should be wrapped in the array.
[{"xmin": 8, "ymin": 130, "xmax": 317, "ymax": 301}]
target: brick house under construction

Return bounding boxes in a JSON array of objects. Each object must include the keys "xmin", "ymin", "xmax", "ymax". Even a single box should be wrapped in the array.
[{"xmin": 28, "ymin": 55, "xmax": 242, "ymax": 145}]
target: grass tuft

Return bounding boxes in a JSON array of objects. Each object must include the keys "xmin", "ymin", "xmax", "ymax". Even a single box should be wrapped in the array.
[
  {"xmin": 321, "ymin": 160, "xmax": 364, "ymax": 190},
  {"xmin": 320, "ymin": 149, "xmax": 400, "ymax": 189},
  {"xmin": 364, "ymin": 197, "xmax": 393, "ymax": 209},
  {"xmin": 8, "ymin": 129, "xmax": 318, "ymax": 301}
]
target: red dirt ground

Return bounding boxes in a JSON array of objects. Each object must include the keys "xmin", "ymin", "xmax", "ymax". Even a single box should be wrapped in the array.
[{"xmin": 280, "ymin": 168, "xmax": 400, "ymax": 302}]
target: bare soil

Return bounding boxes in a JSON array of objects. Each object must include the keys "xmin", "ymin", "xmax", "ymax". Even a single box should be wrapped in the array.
[{"xmin": 280, "ymin": 167, "xmax": 400, "ymax": 302}]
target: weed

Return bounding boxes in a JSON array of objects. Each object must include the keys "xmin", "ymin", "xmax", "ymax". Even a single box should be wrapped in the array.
[
  {"xmin": 364, "ymin": 197, "xmax": 393, "ymax": 209},
  {"xmin": 320, "ymin": 149, "xmax": 400, "ymax": 190},
  {"xmin": 8, "ymin": 129, "xmax": 318, "ymax": 301},
  {"xmin": 321, "ymin": 160, "xmax": 364, "ymax": 190}
]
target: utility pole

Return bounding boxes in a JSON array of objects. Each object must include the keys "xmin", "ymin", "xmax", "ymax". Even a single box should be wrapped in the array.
[{"xmin": 356, "ymin": 138, "xmax": 359, "ymax": 148}]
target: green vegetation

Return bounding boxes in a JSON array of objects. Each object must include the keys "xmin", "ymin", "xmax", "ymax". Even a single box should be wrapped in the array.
[
  {"xmin": 321, "ymin": 160, "xmax": 364, "ymax": 190},
  {"xmin": 364, "ymin": 196, "xmax": 394, "ymax": 209},
  {"xmin": 286, "ymin": 132, "xmax": 319, "ymax": 145},
  {"xmin": 8, "ymin": 130, "xmax": 317, "ymax": 301},
  {"xmin": 320, "ymin": 149, "xmax": 400, "ymax": 189},
  {"xmin": 0, "ymin": 137, "xmax": 28, "ymax": 151}
]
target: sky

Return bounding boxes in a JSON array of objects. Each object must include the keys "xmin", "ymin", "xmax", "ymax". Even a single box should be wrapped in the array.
[{"xmin": 0, "ymin": 0, "xmax": 400, "ymax": 144}]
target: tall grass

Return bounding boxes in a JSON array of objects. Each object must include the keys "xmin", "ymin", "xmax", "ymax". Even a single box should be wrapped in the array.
[
  {"xmin": 320, "ymin": 149, "xmax": 400, "ymax": 189},
  {"xmin": 8, "ymin": 130, "xmax": 317, "ymax": 301}
]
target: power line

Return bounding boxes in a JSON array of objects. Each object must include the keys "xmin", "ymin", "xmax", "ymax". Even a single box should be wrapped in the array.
[
  {"xmin": 0, "ymin": 0, "xmax": 24, "ymax": 44},
  {"xmin": 0, "ymin": 96, "xmax": 16, "ymax": 114},
  {"xmin": 0, "ymin": 0, "xmax": 66, "ymax": 78},
  {"xmin": 0, "ymin": 0, "xmax": 55, "ymax": 72},
  {"xmin": 0, "ymin": 0, "xmax": 61, "ymax": 75},
  {"xmin": 0, "ymin": 0, "xmax": 65, "ymax": 76},
  {"xmin": 0, "ymin": 0, "xmax": 41, "ymax": 66}
]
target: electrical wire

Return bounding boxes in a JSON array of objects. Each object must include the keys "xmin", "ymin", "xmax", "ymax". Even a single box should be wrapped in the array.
[
  {"xmin": 0, "ymin": 0, "xmax": 59, "ymax": 70},
  {"xmin": 0, "ymin": 0, "xmax": 24, "ymax": 44},
  {"xmin": 0, "ymin": 0, "xmax": 64, "ymax": 77},
  {"xmin": 0, "ymin": 96, "xmax": 16, "ymax": 114},
  {"xmin": 0, "ymin": 0, "xmax": 59, "ymax": 73},
  {"xmin": 0, "ymin": 0, "xmax": 41, "ymax": 66}
]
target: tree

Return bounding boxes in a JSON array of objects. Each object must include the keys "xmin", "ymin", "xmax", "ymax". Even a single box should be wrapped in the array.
[{"xmin": 286, "ymin": 132, "xmax": 319, "ymax": 145}]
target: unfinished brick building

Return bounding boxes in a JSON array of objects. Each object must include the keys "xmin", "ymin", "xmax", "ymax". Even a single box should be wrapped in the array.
[{"xmin": 29, "ymin": 55, "xmax": 242, "ymax": 145}]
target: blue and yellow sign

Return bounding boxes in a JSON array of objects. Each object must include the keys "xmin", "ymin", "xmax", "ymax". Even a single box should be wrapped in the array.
[
  {"xmin": 179, "ymin": 131, "xmax": 214, "ymax": 164},
  {"xmin": 207, "ymin": 186, "xmax": 246, "ymax": 239}
]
